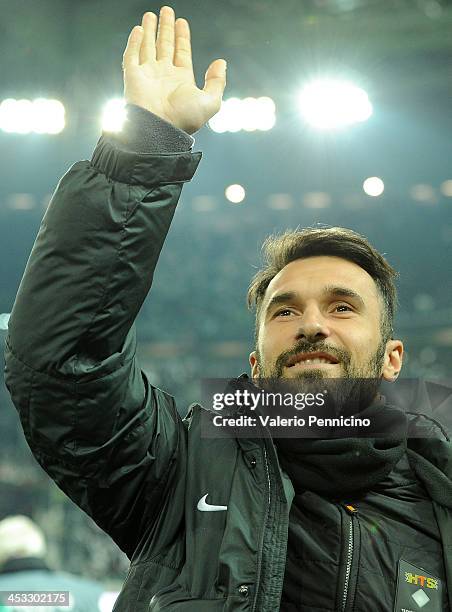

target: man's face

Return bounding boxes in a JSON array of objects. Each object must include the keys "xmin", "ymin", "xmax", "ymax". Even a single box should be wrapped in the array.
[{"xmin": 249, "ymin": 256, "xmax": 403, "ymax": 382}]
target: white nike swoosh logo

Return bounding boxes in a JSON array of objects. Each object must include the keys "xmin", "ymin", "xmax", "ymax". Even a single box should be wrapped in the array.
[{"xmin": 197, "ymin": 494, "xmax": 228, "ymax": 512}]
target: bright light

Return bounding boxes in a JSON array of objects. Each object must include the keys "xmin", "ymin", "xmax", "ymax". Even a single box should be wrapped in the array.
[
  {"xmin": 268, "ymin": 194, "xmax": 293, "ymax": 210},
  {"xmin": 241, "ymin": 98, "xmax": 257, "ymax": 132},
  {"xmin": 0, "ymin": 99, "xmax": 33, "ymax": 133},
  {"xmin": 255, "ymin": 97, "xmax": 276, "ymax": 130},
  {"xmin": 298, "ymin": 79, "xmax": 372, "ymax": 129},
  {"xmin": 98, "ymin": 592, "xmax": 119, "ymax": 612},
  {"xmin": 209, "ymin": 96, "xmax": 276, "ymax": 133},
  {"xmin": 0, "ymin": 313, "xmax": 10, "ymax": 331},
  {"xmin": 410, "ymin": 184, "xmax": 436, "ymax": 204},
  {"xmin": 363, "ymin": 177, "xmax": 384, "ymax": 197},
  {"xmin": 32, "ymin": 99, "xmax": 65, "ymax": 134},
  {"xmin": 303, "ymin": 192, "xmax": 332, "ymax": 208},
  {"xmin": 225, "ymin": 184, "xmax": 246, "ymax": 203},
  {"xmin": 101, "ymin": 98, "xmax": 127, "ymax": 132},
  {"xmin": 440, "ymin": 180, "xmax": 452, "ymax": 197},
  {"xmin": 0, "ymin": 98, "xmax": 65, "ymax": 134}
]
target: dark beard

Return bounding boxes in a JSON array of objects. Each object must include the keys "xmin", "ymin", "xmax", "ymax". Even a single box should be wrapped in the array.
[{"xmin": 256, "ymin": 340, "xmax": 386, "ymax": 415}]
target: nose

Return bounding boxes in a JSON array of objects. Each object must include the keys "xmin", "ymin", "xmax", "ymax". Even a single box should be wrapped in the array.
[{"xmin": 295, "ymin": 305, "xmax": 330, "ymax": 344}]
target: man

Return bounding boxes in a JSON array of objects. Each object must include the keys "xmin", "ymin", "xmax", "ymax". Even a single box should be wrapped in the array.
[
  {"xmin": 4, "ymin": 6, "xmax": 451, "ymax": 611},
  {"xmin": 0, "ymin": 516, "xmax": 106, "ymax": 611}
]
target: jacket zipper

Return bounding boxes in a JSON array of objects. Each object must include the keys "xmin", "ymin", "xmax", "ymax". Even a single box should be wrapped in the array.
[
  {"xmin": 341, "ymin": 504, "xmax": 357, "ymax": 612},
  {"xmin": 251, "ymin": 444, "xmax": 271, "ymax": 612}
]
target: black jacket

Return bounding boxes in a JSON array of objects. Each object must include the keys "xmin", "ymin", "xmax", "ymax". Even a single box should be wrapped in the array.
[{"xmin": 4, "ymin": 109, "xmax": 452, "ymax": 611}]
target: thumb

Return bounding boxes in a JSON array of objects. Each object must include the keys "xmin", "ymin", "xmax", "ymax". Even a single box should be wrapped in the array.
[{"xmin": 203, "ymin": 59, "xmax": 227, "ymax": 103}]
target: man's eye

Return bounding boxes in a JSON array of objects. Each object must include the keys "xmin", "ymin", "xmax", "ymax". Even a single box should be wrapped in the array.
[
  {"xmin": 275, "ymin": 309, "xmax": 293, "ymax": 317},
  {"xmin": 334, "ymin": 304, "xmax": 353, "ymax": 312}
]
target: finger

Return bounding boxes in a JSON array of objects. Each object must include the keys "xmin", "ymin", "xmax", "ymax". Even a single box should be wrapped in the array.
[
  {"xmin": 123, "ymin": 26, "xmax": 144, "ymax": 70},
  {"xmin": 156, "ymin": 6, "xmax": 175, "ymax": 61},
  {"xmin": 203, "ymin": 59, "xmax": 227, "ymax": 103},
  {"xmin": 140, "ymin": 12, "xmax": 157, "ymax": 64},
  {"xmin": 174, "ymin": 18, "xmax": 193, "ymax": 70}
]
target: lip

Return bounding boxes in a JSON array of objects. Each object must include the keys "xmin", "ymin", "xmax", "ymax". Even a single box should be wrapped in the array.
[{"xmin": 286, "ymin": 351, "xmax": 339, "ymax": 367}]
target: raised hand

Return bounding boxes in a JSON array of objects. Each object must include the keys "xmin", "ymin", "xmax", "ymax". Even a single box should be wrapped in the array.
[{"xmin": 122, "ymin": 6, "xmax": 227, "ymax": 135}]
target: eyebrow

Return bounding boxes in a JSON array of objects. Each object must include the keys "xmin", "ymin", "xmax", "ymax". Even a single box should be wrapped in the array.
[
  {"xmin": 324, "ymin": 285, "xmax": 366, "ymax": 308},
  {"xmin": 264, "ymin": 285, "xmax": 366, "ymax": 316}
]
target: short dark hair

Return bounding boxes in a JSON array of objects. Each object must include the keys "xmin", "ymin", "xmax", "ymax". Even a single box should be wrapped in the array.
[{"xmin": 247, "ymin": 226, "xmax": 398, "ymax": 344}]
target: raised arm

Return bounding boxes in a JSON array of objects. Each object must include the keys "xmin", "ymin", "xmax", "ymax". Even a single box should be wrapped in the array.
[{"xmin": 4, "ymin": 6, "xmax": 226, "ymax": 557}]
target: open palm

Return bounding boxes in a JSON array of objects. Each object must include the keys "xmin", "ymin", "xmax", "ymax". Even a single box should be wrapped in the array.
[{"xmin": 123, "ymin": 6, "xmax": 227, "ymax": 135}]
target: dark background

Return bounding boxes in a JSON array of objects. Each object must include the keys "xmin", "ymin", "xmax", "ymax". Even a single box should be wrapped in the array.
[{"xmin": 0, "ymin": 0, "xmax": 451, "ymax": 590}]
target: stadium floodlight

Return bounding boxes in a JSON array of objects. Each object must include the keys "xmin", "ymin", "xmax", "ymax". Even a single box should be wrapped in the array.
[
  {"xmin": 225, "ymin": 184, "xmax": 246, "ymax": 203},
  {"xmin": 32, "ymin": 99, "xmax": 65, "ymax": 134},
  {"xmin": 209, "ymin": 96, "xmax": 276, "ymax": 133},
  {"xmin": 440, "ymin": 180, "xmax": 452, "ymax": 197},
  {"xmin": 0, "ymin": 99, "xmax": 33, "ymax": 133},
  {"xmin": 101, "ymin": 98, "xmax": 127, "ymax": 132},
  {"xmin": 410, "ymin": 184, "xmax": 436, "ymax": 204},
  {"xmin": 363, "ymin": 177, "xmax": 384, "ymax": 197},
  {"xmin": 298, "ymin": 78, "xmax": 372, "ymax": 129},
  {"xmin": 0, "ymin": 98, "xmax": 65, "ymax": 134},
  {"xmin": 303, "ymin": 192, "xmax": 332, "ymax": 208}
]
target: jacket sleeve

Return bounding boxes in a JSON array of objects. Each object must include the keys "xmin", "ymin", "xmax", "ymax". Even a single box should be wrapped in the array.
[{"xmin": 3, "ymin": 120, "xmax": 202, "ymax": 557}]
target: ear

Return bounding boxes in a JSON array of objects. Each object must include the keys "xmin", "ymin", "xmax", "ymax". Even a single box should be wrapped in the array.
[
  {"xmin": 382, "ymin": 340, "xmax": 404, "ymax": 382},
  {"xmin": 249, "ymin": 351, "xmax": 260, "ymax": 379}
]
